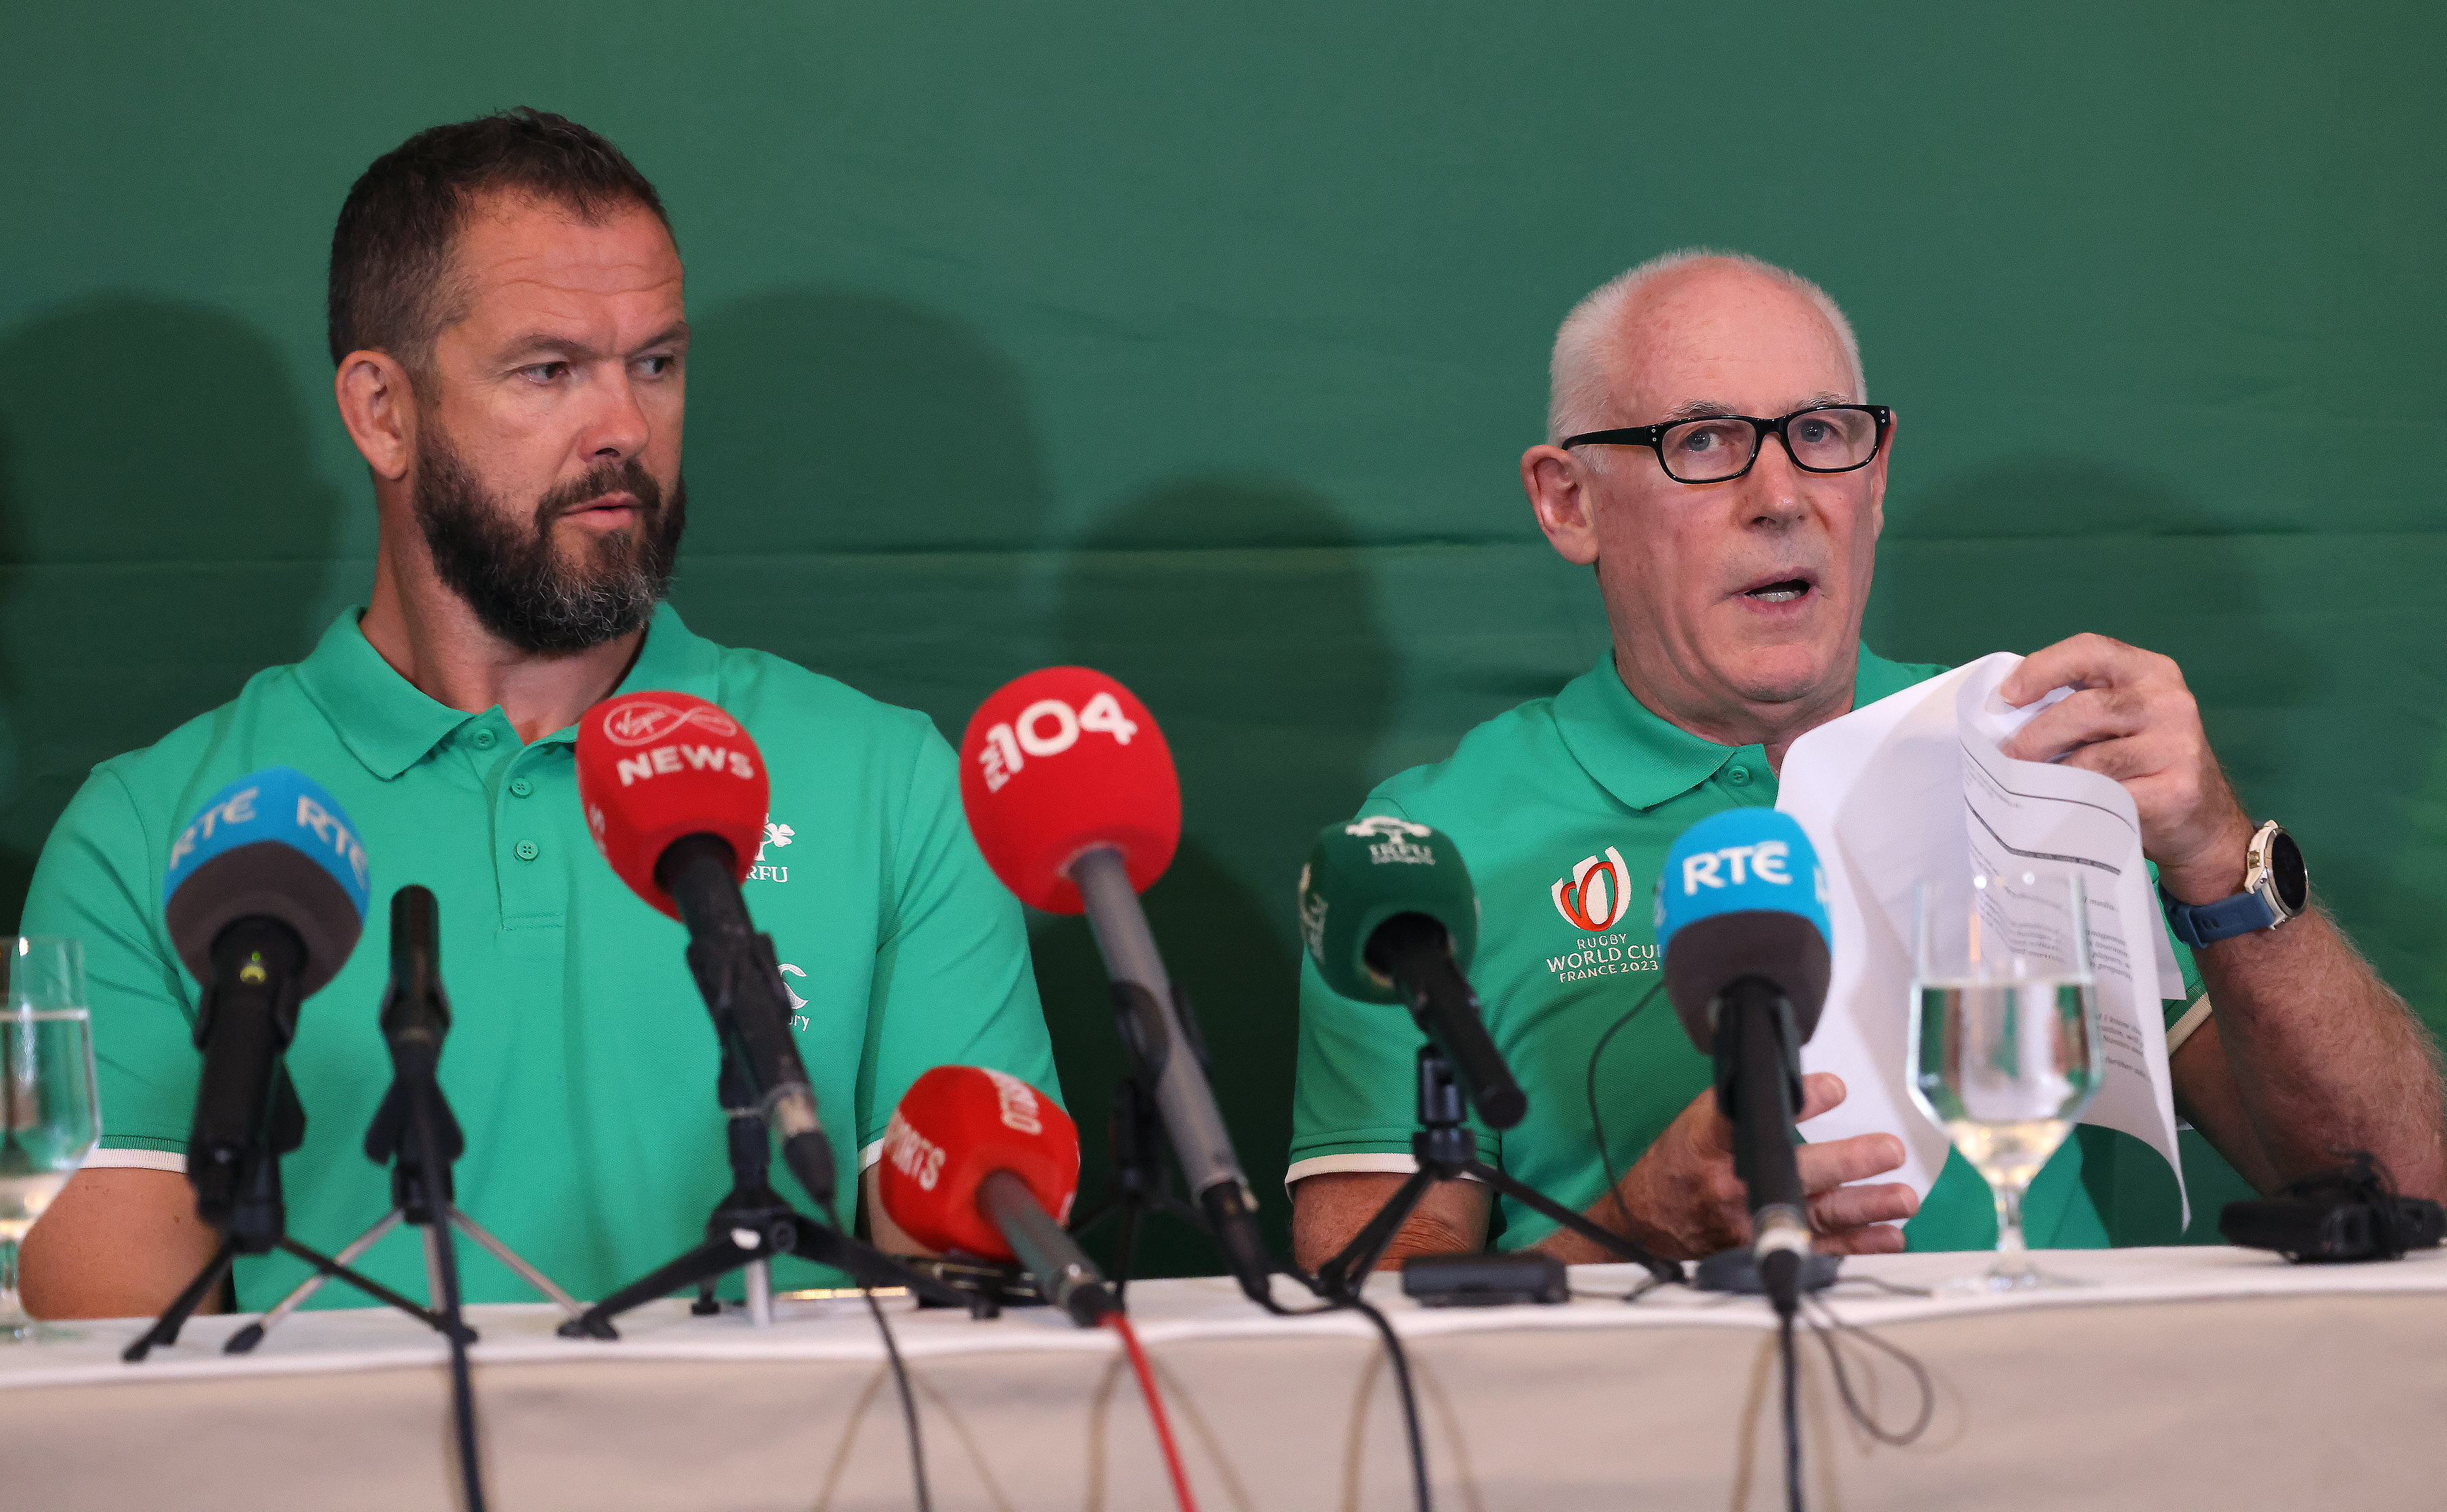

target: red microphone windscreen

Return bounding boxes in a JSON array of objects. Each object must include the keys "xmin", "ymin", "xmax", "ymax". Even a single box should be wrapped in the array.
[
  {"xmin": 958, "ymin": 667, "xmax": 1179, "ymax": 915},
  {"xmin": 877, "ymin": 1065, "xmax": 1079, "ymax": 1261},
  {"xmin": 575, "ymin": 691, "xmax": 769, "ymax": 919}
]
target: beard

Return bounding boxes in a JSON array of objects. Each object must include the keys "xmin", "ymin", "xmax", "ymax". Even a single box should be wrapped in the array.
[{"xmin": 411, "ymin": 427, "xmax": 687, "ymax": 654}]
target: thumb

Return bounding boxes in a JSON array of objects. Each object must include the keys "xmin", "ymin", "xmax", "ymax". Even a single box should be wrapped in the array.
[{"xmin": 1795, "ymin": 1071, "xmax": 1848, "ymax": 1123}]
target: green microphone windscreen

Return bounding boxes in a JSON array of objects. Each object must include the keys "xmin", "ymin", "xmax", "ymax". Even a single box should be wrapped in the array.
[{"xmin": 1299, "ymin": 816, "xmax": 1479, "ymax": 1002}]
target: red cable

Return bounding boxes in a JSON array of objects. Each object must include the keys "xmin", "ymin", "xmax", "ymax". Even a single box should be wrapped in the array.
[{"xmin": 1105, "ymin": 1311, "xmax": 1201, "ymax": 1512}]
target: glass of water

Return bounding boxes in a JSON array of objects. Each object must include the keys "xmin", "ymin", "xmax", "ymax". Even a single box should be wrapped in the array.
[
  {"xmin": 1, "ymin": 937, "xmax": 101, "ymax": 1341},
  {"xmin": 1908, "ymin": 873, "xmax": 2102, "ymax": 1293}
]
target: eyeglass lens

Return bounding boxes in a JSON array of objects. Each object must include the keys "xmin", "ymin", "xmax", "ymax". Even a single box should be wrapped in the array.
[{"xmin": 1658, "ymin": 408, "xmax": 1880, "ymax": 482}]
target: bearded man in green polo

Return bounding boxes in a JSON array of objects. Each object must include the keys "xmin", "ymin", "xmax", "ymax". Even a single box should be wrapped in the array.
[
  {"xmin": 21, "ymin": 110, "xmax": 1054, "ymax": 1317},
  {"xmin": 1290, "ymin": 249, "xmax": 2445, "ymax": 1267}
]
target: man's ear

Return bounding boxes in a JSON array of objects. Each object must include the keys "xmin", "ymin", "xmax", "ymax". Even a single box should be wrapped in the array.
[
  {"xmin": 334, "ymin": 350, "xmax": 418, "ymax": 482},
  {"xmin": 1865, "ymin": 408, "xmax": 1897, "ymax": 539},
  {"xmin": 1522, "ymin": 445, "xmax": 1601, "ymax": 567}
]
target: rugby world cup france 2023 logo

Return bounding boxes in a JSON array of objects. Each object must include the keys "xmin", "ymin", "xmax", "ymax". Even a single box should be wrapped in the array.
[{"xmin": 1551, "ymin": 846, "xmax": 1632, "ymax": 933}]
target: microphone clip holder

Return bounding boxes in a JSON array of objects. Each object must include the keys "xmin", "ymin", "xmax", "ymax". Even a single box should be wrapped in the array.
[
  {"xmin": 1312, "ymin": 1042, "xmax": 1685, "ymax": 1298},
  {"xmin": 559, "ymin": 1058, "xmax": 987, "ymax": 1339}
]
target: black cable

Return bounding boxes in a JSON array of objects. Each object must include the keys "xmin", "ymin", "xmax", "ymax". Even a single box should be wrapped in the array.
[
  {"xmin": 436, "ymin": 1241, "xmax": 484, "ymax": 1512},
  {"xmin": 1344, "ymin": 1293, "xmax": 1432, "ymax": 1512},
  {"xmin": 1800, "ymin": 1293, "xmax": 1935, "ymax": 1447},
  {"xmin": 1779, "ymin": 1313, "xmax": 1803, "ymax": 1512},
  {"xmin": 1260, "ymin": 1269, "xmax": 1431, "ymax": 1512},
  {"xmin": 861, "ymin": 1287, "xmax": 933, "ymax": 1512},
  {"xmin": 827, "ymin": 1198, "xmax": 932, "ymax": 1512},
  {"xmin": 410, "ymin": 1098, "xmax": 485, "ymax": 1512},
  {"xmin": 1583, "ymin": 977, "xmax": 1669, "ymax": 1248}
]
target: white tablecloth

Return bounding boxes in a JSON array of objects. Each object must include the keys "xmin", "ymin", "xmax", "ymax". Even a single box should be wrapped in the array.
[{"xmin": 8, "ymin": 1245, "xmax": 2446, "ymax": 1509}]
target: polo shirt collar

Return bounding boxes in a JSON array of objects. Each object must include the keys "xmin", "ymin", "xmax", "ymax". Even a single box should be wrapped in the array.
[
  {"xmin": 297, "ymin": 602, "xmax": 722, "ymax": 779},
  {"xmin": 1553, "ymin": 654, "xmax": 1743, "ymax": 813},
  {"xmin": 1553, "ymin": 643, "xmax": 1911, "ymax": 813}
]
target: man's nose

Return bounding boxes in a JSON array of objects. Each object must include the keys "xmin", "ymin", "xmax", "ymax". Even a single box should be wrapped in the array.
[
  {"xmin": 582, "ymin": 369, "xmax": 652, "ymax": 462},
  {"xmin": 1738, "ymin": 431, "xmax": 1808, "ymax": 525}
]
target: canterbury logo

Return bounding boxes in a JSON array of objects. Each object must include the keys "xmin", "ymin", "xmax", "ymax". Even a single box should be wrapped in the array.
[
  {"xmin": 1552, "ymin": 846, "xmax": 1632, "ymax": 932},
  {"xmin": 601, "ymin": 699, "xmax": 740, "ymax": 748}
]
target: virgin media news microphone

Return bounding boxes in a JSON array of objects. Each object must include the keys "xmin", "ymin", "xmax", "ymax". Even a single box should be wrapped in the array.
[
  {"xmin": 958, "ymin": 668, "xmax": 1272, "ymax": 1303},
  {"xmin": 576, "ymin": 690, "xmax": 836, "ymax": 1209},
  {"xmin": 877, "ymin": 1065, "xmax": 1116, "ymax": 1325},
  {"xmin": 1655, "ymin": 808, "xmax": 1832, "ymax": 1317},
  {"xmin": 162, "ymin": 767, "xmax": 370, "ymax": 1239},
  {"xmin": 1299, "ymin": 817, "xmax": 1525, "ymax": 1129}
]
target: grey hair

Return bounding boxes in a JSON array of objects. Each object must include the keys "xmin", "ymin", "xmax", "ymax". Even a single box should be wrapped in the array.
[{"xmin": 1545, "ymin": 248, "xmax": 1865, "ymax": 445}]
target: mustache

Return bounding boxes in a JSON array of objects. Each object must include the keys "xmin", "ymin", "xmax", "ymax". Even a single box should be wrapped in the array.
[{"xmin": 536, "ymin": 458, "xmax": 665, "ymax": 525}]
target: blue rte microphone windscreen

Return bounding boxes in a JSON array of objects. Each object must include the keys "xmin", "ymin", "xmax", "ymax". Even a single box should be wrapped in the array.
[
  {"xmin": 1655, "ymin": 808, "xmax": 1832, "ymax": 1050},
  {"xmin": 163, "ymin": 767, "xmax": 370, "ymax": 997}
]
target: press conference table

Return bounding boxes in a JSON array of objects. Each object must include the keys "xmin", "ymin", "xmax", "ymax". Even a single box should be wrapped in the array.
[{"xmin": 7, "ymin": 1246, "xmax": 2444, "ymax": 1511}]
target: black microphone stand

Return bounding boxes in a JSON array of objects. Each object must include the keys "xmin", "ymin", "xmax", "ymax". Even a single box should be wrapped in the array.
[
  {"xmin": 1066, "ymin": 982, "xmax": 1217, "ymax": 1298},
  {"xmin": 1313, "ymin": 1043, "xmax": 1685, "ymax": 1297},
  {"xmin": 560, "ymin": 1056, "xmax": 984, "ymax": 1339},
  {"xmin": 123, "ymin": 1065, "xmax": 462, "ymax": 1362},
  {"xmin": 223, "ymin": 1046, "xmax": 583, "ymax": 1352}
]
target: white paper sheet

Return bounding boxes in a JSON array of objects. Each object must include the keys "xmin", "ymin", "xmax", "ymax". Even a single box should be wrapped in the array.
[{"xmin": 1776, "ymin": 652, "xmax": 2188, "ymax": 1226}]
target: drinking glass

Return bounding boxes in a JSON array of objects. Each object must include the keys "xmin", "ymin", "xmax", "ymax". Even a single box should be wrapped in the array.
[
  {"xmin": 1907, "ymin": 872, "xmax": 2102, "ymax": 1293},
  {"xmin": 1, "ymin": 937, "xmax": 101, "ymax": 1342}
]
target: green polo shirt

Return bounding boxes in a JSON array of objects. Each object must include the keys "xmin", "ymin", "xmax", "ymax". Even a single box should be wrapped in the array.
[
  {"xmin": 1291, "ymin": 648, "xmax": 2211, "ymax": 1252},
  {"xmin": 25, "ymin": 605, "xmax": 1057, "ymax": 1307}
]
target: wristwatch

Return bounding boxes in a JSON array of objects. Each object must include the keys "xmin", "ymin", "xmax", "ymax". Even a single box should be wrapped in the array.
[{"xmin": 2160, "ymin": 821, "xmax": 2309, "ymax": 947}]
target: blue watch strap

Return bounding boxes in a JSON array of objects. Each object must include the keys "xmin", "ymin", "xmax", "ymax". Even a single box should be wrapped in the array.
[{"xmin": 2160, "ymin": 884, "xmax": 2279, "ymax": 948}]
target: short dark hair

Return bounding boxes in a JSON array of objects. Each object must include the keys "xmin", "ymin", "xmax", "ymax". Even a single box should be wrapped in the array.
[{"xmin": 326, "ymin": 108, "xmax": 672, "ymax": 373}]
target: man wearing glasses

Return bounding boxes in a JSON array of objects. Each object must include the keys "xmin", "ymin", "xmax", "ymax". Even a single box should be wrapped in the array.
[{"xmin": 1289, "ymin": 249, "xmax": 2444, "ymax": 1268}]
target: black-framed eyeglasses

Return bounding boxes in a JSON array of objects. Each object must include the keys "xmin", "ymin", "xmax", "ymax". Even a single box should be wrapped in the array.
[{"xmin": 1562, "ymin": 404, "xmax": 1893, "ymax": 484}]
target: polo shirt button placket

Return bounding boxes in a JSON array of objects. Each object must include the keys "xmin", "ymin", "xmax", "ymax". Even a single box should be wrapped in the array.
[
  {"xmin": 515, "ymin": 839, "xmax": 539, "ymax": 863},
  {"xmin": 509, "ymin": 777, "xmax": 534, "ymax": 799},
  {"xmin": 1728, "ymin": 764, "xmax": 1751, "ymax": 786},
  {"xmin": 470, "ymin": 727, "xmax": 497, "ymax": 752}
]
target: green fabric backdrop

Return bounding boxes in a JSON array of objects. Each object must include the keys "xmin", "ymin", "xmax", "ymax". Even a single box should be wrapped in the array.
[{"xmin": 4, "ymin": 3, "xmax": 2439, "ymax": 1276}]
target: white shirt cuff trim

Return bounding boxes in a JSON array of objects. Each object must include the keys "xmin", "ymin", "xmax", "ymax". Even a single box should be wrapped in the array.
[
  {"xmin": 859, "ymin": 1138, "xmax": 883, "ymax": 1172},
  {"xmin": 2166, "ymin": 993, "xmax": 2214, "ymax": 1056},
  {"xmin": 1284, "ymin": 1152, "xmax": 1486, "ymax": 1193},
  {"xmin": 84, "ymin": 1149, "xmax": 186, "ymax": 1174}
]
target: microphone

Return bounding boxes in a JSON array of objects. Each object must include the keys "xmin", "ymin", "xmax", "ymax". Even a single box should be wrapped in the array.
[
  {"xmin": 1654, "ymin": 808, "xmax": 1832, "ymax": 1317},
  {"xmin": 162, "ymin": 767, "xmax": 370, "ymax": 1241},
  {"xmin": 876, "ymin": 1065, "xmax": 1114, "ymax": 1326},
  {"xmin": 362, "ymin": 885, "xmax": 465, "ymax": 1176},
  {"xmin": 1299, "ymin": 816, "xmax": 1525, "ymax": 1129},
  {"xmin": 378, "ymin": 885, "xmax": 447, "ymax": 1078},
  {"xmin": 575, "ymin": 691, "xmax": 837, "ymax": 1209},
  {"xmin": 957, "ymin": 668, "xmax": 1274, "ymax": 1304}
]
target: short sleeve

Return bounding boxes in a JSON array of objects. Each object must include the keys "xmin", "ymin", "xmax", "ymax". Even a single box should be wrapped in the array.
[
  {"xmin": 1286, "ymin": 796, "xmax": 1497, "ymax": 1187},
  {"xmin": 854, "ymin": 726, "xmax": 1059, "ymax": 1152},
  {"xmin": 20, "ymin": 768, "xmax": 199, "ymax": 1155}
]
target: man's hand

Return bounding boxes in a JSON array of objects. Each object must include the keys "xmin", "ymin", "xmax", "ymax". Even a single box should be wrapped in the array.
[
  {"xmin": 1998, "ymin": 634, "xmax": 2254, "ymax": 904},
  {"xmin": 1596, "ymin": 1072, "xmax": 1917, "ymax": 1261}
]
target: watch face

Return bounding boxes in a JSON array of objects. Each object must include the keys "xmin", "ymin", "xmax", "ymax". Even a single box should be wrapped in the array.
[{"xmin": 2269, "ymin": 830, "xmax": 2309, "ymax": 913}]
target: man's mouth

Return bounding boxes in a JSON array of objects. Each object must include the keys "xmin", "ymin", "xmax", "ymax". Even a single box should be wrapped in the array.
[
  {"xmin": 558, "ymin": 493, "xmax": 641, "ymax": 529},
  {"xmin": 1740, "ymin": 573, "xmax": 1817, "ymax": 605}
]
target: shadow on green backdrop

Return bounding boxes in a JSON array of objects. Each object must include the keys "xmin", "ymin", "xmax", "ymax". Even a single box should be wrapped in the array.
[
  {"xmin": 0, "ymin": 296, "xmax": 349, "ymax": 907},
  {"xmin": 1037, "ymin": 478, "xmax": 1397, "ymax": 1276}
]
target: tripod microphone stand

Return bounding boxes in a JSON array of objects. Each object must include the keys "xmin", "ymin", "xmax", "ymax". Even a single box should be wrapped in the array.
[
  {"xmin": 1314, "ymin": 1043, "xmax": 1684, "ymax": 1297},
  {"xmin": 125, "ymin": 1005, "xmax": 460, "ymax": 1363},
  {"xmin": 560, "ymin": 1057, "xmax": 983, "ymax": 1339},
  {"xmin": 224, "ymin": 1041, "xmax": 584, "ymax": 1351}
]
